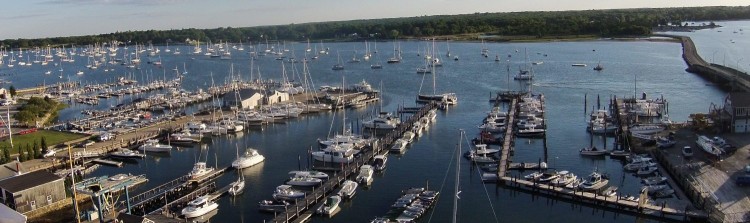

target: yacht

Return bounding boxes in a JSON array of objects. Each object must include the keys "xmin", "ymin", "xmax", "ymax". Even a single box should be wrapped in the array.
[
  {"xmin": 390, "ymin": 139, "xmax": 408, "ymax": 153},
  {"xmin": 629, "ymin": 124, "xmax": 665, "ymax": 135},
  {"xmin": 188, "ymin": 162, "xmax": 214, "ymax": 180},
  {"xmin": 473, "ymin": 144, "xmax": 500, "ymax": 156},
  {"xmin": 287, "ymin": 176, "xmax": 323, "ymax": 186},
  {"xmin": 337, "ymin": 180, "xmax": 358, "ymax": 199},
  {"xmin": 109, "ymin": 148, "xmax": 145, "ymax": 159},
  {"xmin": 538, "ymin": 169, "xmax": 560, "ymax": 182},
  {"xmin": 311, "ymin": 145, "xmax": 356, "ymax": 163},
  {"xmin": 316, "ymin": 195, "xmax": 342, "ymax": 216},
  {"xmin": 356, "ymin": 165, "xmax": 374, "ymax": 185},
  {"xmin": 272, "ymin": 185, "xmax": 306, "ymax": 201},
  {"xmin": 578, "ymin": 171, "xmax": 609, "ymax": 191},
  {"xmin": 550, "ymin": 171, "xmax": 577, "ymax": 186},
  {"xmin": 373, "ymin": 155, "xmax": 388, "ymax": 171},
  {"xmin": 696, "ymin": 135, "xmax": 722, "ymax": 157},
  {"xmin": 232, "ymin": 148, "xmax": 266, "ymax": 169},
  {"xmin": 181, "ymin": 196, "xmax": 218, "ymax": 218},
  {"xmin": 579, "ymin": 146, "xmax": 608, "ymax": 156},
  {"xmin": 138, "ymin": 139, "xmax": 173, "ymax": 153},
  {"xmin": 362, "ymin": 112, "xmax": 400, "ymax": 129}
]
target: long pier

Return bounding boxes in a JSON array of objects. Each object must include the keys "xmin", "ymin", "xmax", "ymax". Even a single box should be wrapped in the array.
[
  {"xmin": 271, "ymin": 102, "xmax": 437, "ymax": 223},
  {"xmin": 497, "ymin": 97, "xmax": 518, "ymax": 177}
]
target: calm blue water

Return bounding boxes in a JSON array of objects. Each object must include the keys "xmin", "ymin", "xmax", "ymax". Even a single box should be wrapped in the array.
[{"xmin": 1, "ymin": 21, "xmax": 742, "ymax": 222}]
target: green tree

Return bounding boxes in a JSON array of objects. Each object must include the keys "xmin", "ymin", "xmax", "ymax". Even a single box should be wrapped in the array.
[
  {"xmin": 2, "ymin": 146, "xmax": 9, "ymax": 164},
  {"xmin": 41, "ymin": 137, "xmax": 48, "ymax": 155},
  {"xmin": 8, "ymin": 85, "xmax": 16, "ymax": 98},
  {"xmin": 26, "ymin": 144, "xmax": 33, "ymax": 161},
  {"xmin": 33, "ymin": 141, "xmax": 40, "ymax": 159},
  {"xmin": 18, "ymin": 145, "xmax": 25, "ymax": 162}
]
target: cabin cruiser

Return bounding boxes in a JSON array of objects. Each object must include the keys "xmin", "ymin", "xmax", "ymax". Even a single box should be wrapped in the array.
[
  {"xmin": 401, "ymin": 131, "xmax": 416, "ymax": 143},
  {"xmin": 311, "ymin": 145, "xmax": 357, "ymax": 163},
  {"xmin": 623, "ymin": 159, "xmax": 656, "ymax": 171},
  {"xmin": 109, "ymin": 148, "xmax": 145, "ymax": 159},
  {"xmin": 258, "ymin": 200, "xmax": 290, "ymax": 212},
  {"xmin": 287, "ymin": 176, "xmax": 323, "ymax": 186},
  {"xmin": 181, "ymin": 196, "xmax": 218, "ymax": 218},
  {"xmin": 629, "ymin": 124, "xmax": 665, "ymax": 135},
  {"xmin": 578, "ymin": 171, "xmax": 609, "ymax": 191},
  {"xmin": 550, "ymin": 171, "xmax": 577, "ymax": 186},
  {"xmin": 232, "ymin": 148, "xmax": 265, "ymax": 169},
  {"xmin": 289, "ymin": 170, "xmax": 329, "ymax": 180},
  {"xmin": 538, "ymin": 169, "xmax": 559, "ymax": 182},
  {"xmin": 696, "ymin": 135, "xmax": 723, "ymax": 157},
  {"xmin": 580, "ymin": 146, "xmax": 608, "ymax": 156},
  {"xmin": 390, "ymin": 139, "xmax": 408, "ymax": 153},
  {"xmin": 362, "ymin": 112, "xmax": 400, "ymax": 129},
  {"xmin": 356, "ymin": 165, "xmax": 374, "ymax": 185},
  {"xmin": 188, "ymin": 162, "xmax": 214, "ymax": 180},
  {"xmin": 138, "ymin": 139, "xmax": 173, "ymax": 153},
  {"xmin": 316, "ymin": 195, "xmax": 342, "ymax": 216},
  {"xmin": 373, "ymin": 155, "xmax": 388, "ymax": 171}
]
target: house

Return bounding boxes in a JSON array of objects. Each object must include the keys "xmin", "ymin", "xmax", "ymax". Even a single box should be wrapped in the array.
[
  {"xmin": 265, "ymin": 90, "xmax": 289, "ymax": 105},
  {"xmin": 222, "ymin": 89, "xmax": 263, "ymax": 109},
  {"xmin": 723, "ymin": 92, "xmax": 750, "ymax": 133},
  {"xmin": 0, "ymin": 171, "xmax": 65, "ymax": 213}
]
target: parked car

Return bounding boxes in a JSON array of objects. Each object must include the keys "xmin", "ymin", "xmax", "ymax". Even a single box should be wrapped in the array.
[{"xmin": 682, "ymin": 146, "xmax": 693, "ymax": 158}]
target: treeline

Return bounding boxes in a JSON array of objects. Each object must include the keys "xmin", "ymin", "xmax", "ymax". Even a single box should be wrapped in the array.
[{"xmin": 2, "ymin": 6, "xmax": 749, "ymax": 48}]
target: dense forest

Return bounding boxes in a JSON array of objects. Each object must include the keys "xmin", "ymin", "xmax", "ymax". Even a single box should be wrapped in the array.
[{"xmin": 2, "ymin": 6, "xmax": 749, "ymax": 48}]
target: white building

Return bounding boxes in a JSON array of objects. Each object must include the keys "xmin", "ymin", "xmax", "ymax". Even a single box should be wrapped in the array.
[
  {"xmin": 724, "ymin": 92, "xmax": 750, "ymax": 133},
  {"xmin": 222, "ymin": 89, "xmax": 264, "ymax": 109}
]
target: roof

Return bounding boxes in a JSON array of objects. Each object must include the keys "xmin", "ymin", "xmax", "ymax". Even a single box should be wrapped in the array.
[
  {"xmin": 222, "ymin": 89, "xmax": 262, "ymax": 102},
  {"xmin": 0, "ymin": 171, "xmax": 62, "ymax": 193},
  {"xmin": 729, "ymin": 92, "xmax": 750, "ymax": 107},
  {"xmin": 0, "ymin": 161, "xmax": 25, "ymax": 181},
  {"xmin": 116, "ymin": 213, "xmax": 153, "ymax": 223},
  {"xmin": 0, "ymin": 203, "xmax": 25, "ymax": 223}
]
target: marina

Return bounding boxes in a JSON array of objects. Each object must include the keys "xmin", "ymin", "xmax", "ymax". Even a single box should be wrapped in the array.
[{"xmin": 0, "ymin": 20, "xmax": 748, "ymax": 223}]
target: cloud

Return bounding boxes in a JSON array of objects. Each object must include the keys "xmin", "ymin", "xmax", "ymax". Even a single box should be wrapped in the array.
[{"xmin": 0, "ymin": 13, "xmax": 51, "ymax": 20}]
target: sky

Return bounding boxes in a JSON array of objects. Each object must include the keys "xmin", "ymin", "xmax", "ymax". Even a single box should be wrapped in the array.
[{"xmin": 1, "ymin": 0, "xmax": 747, "ymax": 40}]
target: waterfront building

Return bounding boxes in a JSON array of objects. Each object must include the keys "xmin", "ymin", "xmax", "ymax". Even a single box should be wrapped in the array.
[
  {"xmin": 722, "ymin": 92, "xmax": 750, "ymax": 133},
  {"xmin": 0, "ymin": 171, "xmax": 65, "ymax": 214}
]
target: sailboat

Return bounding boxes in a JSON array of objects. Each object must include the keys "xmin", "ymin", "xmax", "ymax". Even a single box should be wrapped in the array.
[
  {"xmin": 445, "ymin": 38, "xmax": 451, "ymax": 57},
  {"xmin": 416, "ymin": 39, "xmax": 457, "ymax": 106},
  {"xmin": 228, "ymin": 145, "xmax": 246, "ymax": 196},
  {"xmin": 593, "ymin": 61, "xmax": 604, "ymax": 71},
  {"xmin": 332, "ymin": 51, "xmax": 344, "ymax": 70},
  {"xmin": 371, "ymin": 41, "xmax": 383, "ymax": 69},
  {"xmin": 387, "ymin": 40, "xmax": 401, "ymax": 63},
  {"xmin": 513, "ymin": 49, "xmax": 533, "ymax": 80}
]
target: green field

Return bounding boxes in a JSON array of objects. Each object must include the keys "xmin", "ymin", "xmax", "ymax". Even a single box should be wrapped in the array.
[{"xmin": 0, "ymin": 130, "xmax": 87, "ymax": 154}]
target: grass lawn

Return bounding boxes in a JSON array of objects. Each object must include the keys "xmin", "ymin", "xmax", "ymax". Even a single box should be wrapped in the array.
[{"xmin": 0, "ymin": 130, "xmax": 87, "ymax": 155}]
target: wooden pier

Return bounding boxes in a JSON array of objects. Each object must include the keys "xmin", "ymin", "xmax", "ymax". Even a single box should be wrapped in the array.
[
  {"xmin": 497, "ymin": 98, "xmax": 518, "ymax": 178},
  {"xmin": 271, "ymin": 102, "xmax": 437, "ymax": 223}
]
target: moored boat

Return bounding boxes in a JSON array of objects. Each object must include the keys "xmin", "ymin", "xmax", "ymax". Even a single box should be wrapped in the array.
[
  {"xmin": 232, "ymin": 148, "xmax": 265, "ymax": 169},
  {"xmin": 181, "ymin": 196, "xmax": 218, "ymax": 218}
]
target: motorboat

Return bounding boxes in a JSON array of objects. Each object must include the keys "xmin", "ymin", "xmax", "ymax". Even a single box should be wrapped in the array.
[
  {"xmin": 642, "ymin": 176, "xmax": 667, "ymax": 185},
  {"xmin": 624, "ymin": 159, "xmax": 656, "ymax": 171},
  {"xmin": 550, "ymin": 171, "xmax": 577, "ymax": 186},
  {"xmin": 401, "ymin": 131, "xmax": 416, "ymax": 143},
  {"xmin": 373, "ymin": 155, "xmax": 388, "ymax": 171},
  {"xmin": 696, "ymin": 135, "xmax": 723, "ymax": 157},
  {"xmin": 467, "ymin": 152, "xmax": 495, "ymax": 164},
  {"xmin": 317, "ymin": 130, "xmax": 371, "ymax": 149},
  {"xmin": 289, "ymin": 170, "xmax": 329, "ymax": 180},
  {"xmin": 656, "ymin": 136, "xmax": 676, "ymax": 148},
  {"xmin": 636, "ymin": 166, "xmax": 658, "ymax": 176},
  {"xmin": 168, "ymin": 132, "xmax": 201, "ymax": 145},
  {"xmin": 629, "ymin": 124, "xmax": 665, "ymax": 135},
  {"xmin": 109, "ymin": 148, "xmax": 145, "ymax": 159},
  {"xmin": 311, "ymin": 145, "xmax": 356, "ymax": 163},
  {"xmin": 601, "ymin": 186, "xmax": 617, "ymax": 197},
  {"xmin": 181, "ymin": 196, "xmax": 218, "ymax": 218},
  {"xmin": 138, "ymin": 139, "xmax": 173, "ymax": 153},
  {"xmin": 390, "ymin": 138, "xmax": 408, "ymax": 153},
  {"xmin": 232, "ymin": 148, "xmax": 266, "ymax": 169},
  {"xmin": 316, "ymin": 195, "xmax": 342, "ymax": 216},
  {"xmin": 188, "ymin": 162, "xmax": 214, "ymax": 180},
  {"xmin": 416, "ymin": 93, "xmax": 458, "ymax": 105},
  {"xmin": 538, "ymin": 169, "xmax": 559, "ymax": 182},
  {"xmin": 258, "ymin": 200, "xmax": 290, "ymax": 212},
  {"xmin": 524, "ymin": 172, "xmax": 543, "ymax": 181},
  {"xmin": 356, "ymin": 165, "xmax": 374, "ymax": 185},
  {"xmin": 109, "ymin": 174, "xmax": 128, "ymax": 181},
  {"xmin": 579, "ymin": 171, "xmax": 609, "ymax": 191},
  {"xmin": 580, "ymin": 146, "xmax": 608, "ymax": 156},
  {"xmin": 337, "ymin": 180, "xmax": 358, "ymax": 199},
  {"xmin": 272, "ymin": 185, "xmax": 305, "ymax": 201},
  {"xmin": 516, "ymin": 127, "xmax": 546, "ymax": 138},
  {"xmin": 362, "ymin": 112, "xmax": 400, "ymax": 129},
  {"xmin": 644, "ymin": 184, "xmax": 668, "ymax": 193},
  {"xmin": 473, "ymin": 144, "xmax": 500, "ymax": 155},
  {"xmin": 287, "ymin": 176, "xmax": 323, "ymax": 186}
]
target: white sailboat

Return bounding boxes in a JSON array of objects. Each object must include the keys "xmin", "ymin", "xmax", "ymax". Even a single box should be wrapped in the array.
[{"xmin": 416, "ymin": 38, "xmax": 457, "ymax": 106}]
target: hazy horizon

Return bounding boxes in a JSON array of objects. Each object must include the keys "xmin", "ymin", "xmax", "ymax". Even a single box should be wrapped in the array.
[{"xmin": 1, "ymin": 0, "xmax": 747, "ymax": 40}]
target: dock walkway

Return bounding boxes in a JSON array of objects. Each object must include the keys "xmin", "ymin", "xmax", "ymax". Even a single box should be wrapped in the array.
[{"xmin": 271, "ymin": 102, "xmax": 437, "ymax": 223}]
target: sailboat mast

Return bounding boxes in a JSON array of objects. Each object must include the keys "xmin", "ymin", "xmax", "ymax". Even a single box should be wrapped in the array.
[
  {"xmin": 453, "ymin": 131, "xmax": 462, "ymax": 223},
  {"xmin": 432, "ymin": 38, "xmax": 437, "ymax": 95}
]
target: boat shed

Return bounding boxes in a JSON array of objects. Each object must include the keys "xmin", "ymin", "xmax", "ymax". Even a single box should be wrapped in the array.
[
  {"xmin": 723, "ymin": 92, "xmax": 750, "ymax": 133},
  {"xmin": 222, "ymin": 89, "xmax": 264, "ymax": 109},
  {"xmin": 265, "ymin": 90, "xmax": 290, "ymax": 105},
  {"xmin": 0, "ymin": 171, "xmax": 65, "ymax": 213}
]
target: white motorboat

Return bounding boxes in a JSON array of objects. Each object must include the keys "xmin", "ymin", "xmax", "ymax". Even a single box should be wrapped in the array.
[
  {"xmin": 138, "ymin": 139, "xmax": 173, "ymax": 153},
  {"xmin": 169, "ymin": 132, "xmax": 201, "ymax": 145},
  {"xmin": 289, "ymin": 170, "xmax": 329, "ymax": 180},
  {"xmin": 516, "ymin": 127, "xmax": 546, "ymax": 138},
  {"xmin": 337, "ymin": 180, "xmax": 358, "ymax": 199},
  {"xmin": 373, "ymin": 155, "xmax": 388, "ymax": 171},
  {"xmin": 317, "ymin": 130, "xmax": 371, "ymax": 149},
  {"xmin": 624, "ymin": 159, "xmax": 656, "ymax": 171},
  {"xmin": 109, "ymin": 148, "xmax": 145, "ymax": 159},
  {"xmin": 580, "ymin": 146, "xmax": 608, "ymax": 156},
  {"xmin": 416, "ymin": 93, "xmax": 458, "ymax": 105},
  {"xmin": 478, "ymin": 120, "xmax": 506, "ymax": 133},
  {"xmin": 227, "ymin": 177, "xmax": 245, "ymax": 196},
  {"xmin": 362, "ymin": 112, "xmax": 400, "ymax": 130},
  {"xmin": 550, "ymin": 171, "xmax": 577, "ymax": 186},
  {"xmin": 538, "ymin": 169, "xmax": 559, "ymax": 182},
  {"xmin": 636, "ymin": 166, "xmax": 658, "ymax": 176},
  {"xmin": 287, "ymin": 176, "xmax": 323, "ymax": 186},
  {"xmin": 401, "ymin": 131, "xmax": 416, "ymax": 143},
  {"xmin": 578, "ymin": 171, "xmax": 609, "ymax": 191},
  {"xmin": 316, "ymin": 195, "xmax": 342, "ymax": 216},
  {"xmin": 696, "ymin": 135, "xmax": 722, "ymax": 157},
  {"xmin": 390, "ymin": 138, "xmax": 408, "ymax": 153},
  {"xmin": 356, "ymin": 165, "xmax": 374, "ymax": 185},
  {"xmin": 311, "ymin": 145, "xmax": 356, "ymax": 163},
  {"xmin": 272, "ymin": 185, "xmax": 306, "ymax": 201},
  {"xmin": 524, "ymin": 172, "xmax": 543, "ymax": 181},
  {"xmin": 188, "ymin": 162, "xmax": 214, "ymax": 180},
  {"xmin": 232, "ymin": 148, "xmax": 266, "ymax": 169},
  {"xmin": 181, "ymin": 196, "xmax": 218, "ymax": 218},
  {"xmin": 642, "ymin": 176, "xmax": 667, "ymax": 185},
  {"xmin": 467, "ymin": 152, "xmax": 495, "ymax": 164},
  {"xmin": 258, "ymin": 200, "xmax": 290, "ymax": 212},
  {"xmin": 629, "ymin": 124, "xmax": 665, "ymax": 135},
  {"xmin": 474, "ymin": 144, "xmax": 500, "ymax": 155}
]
